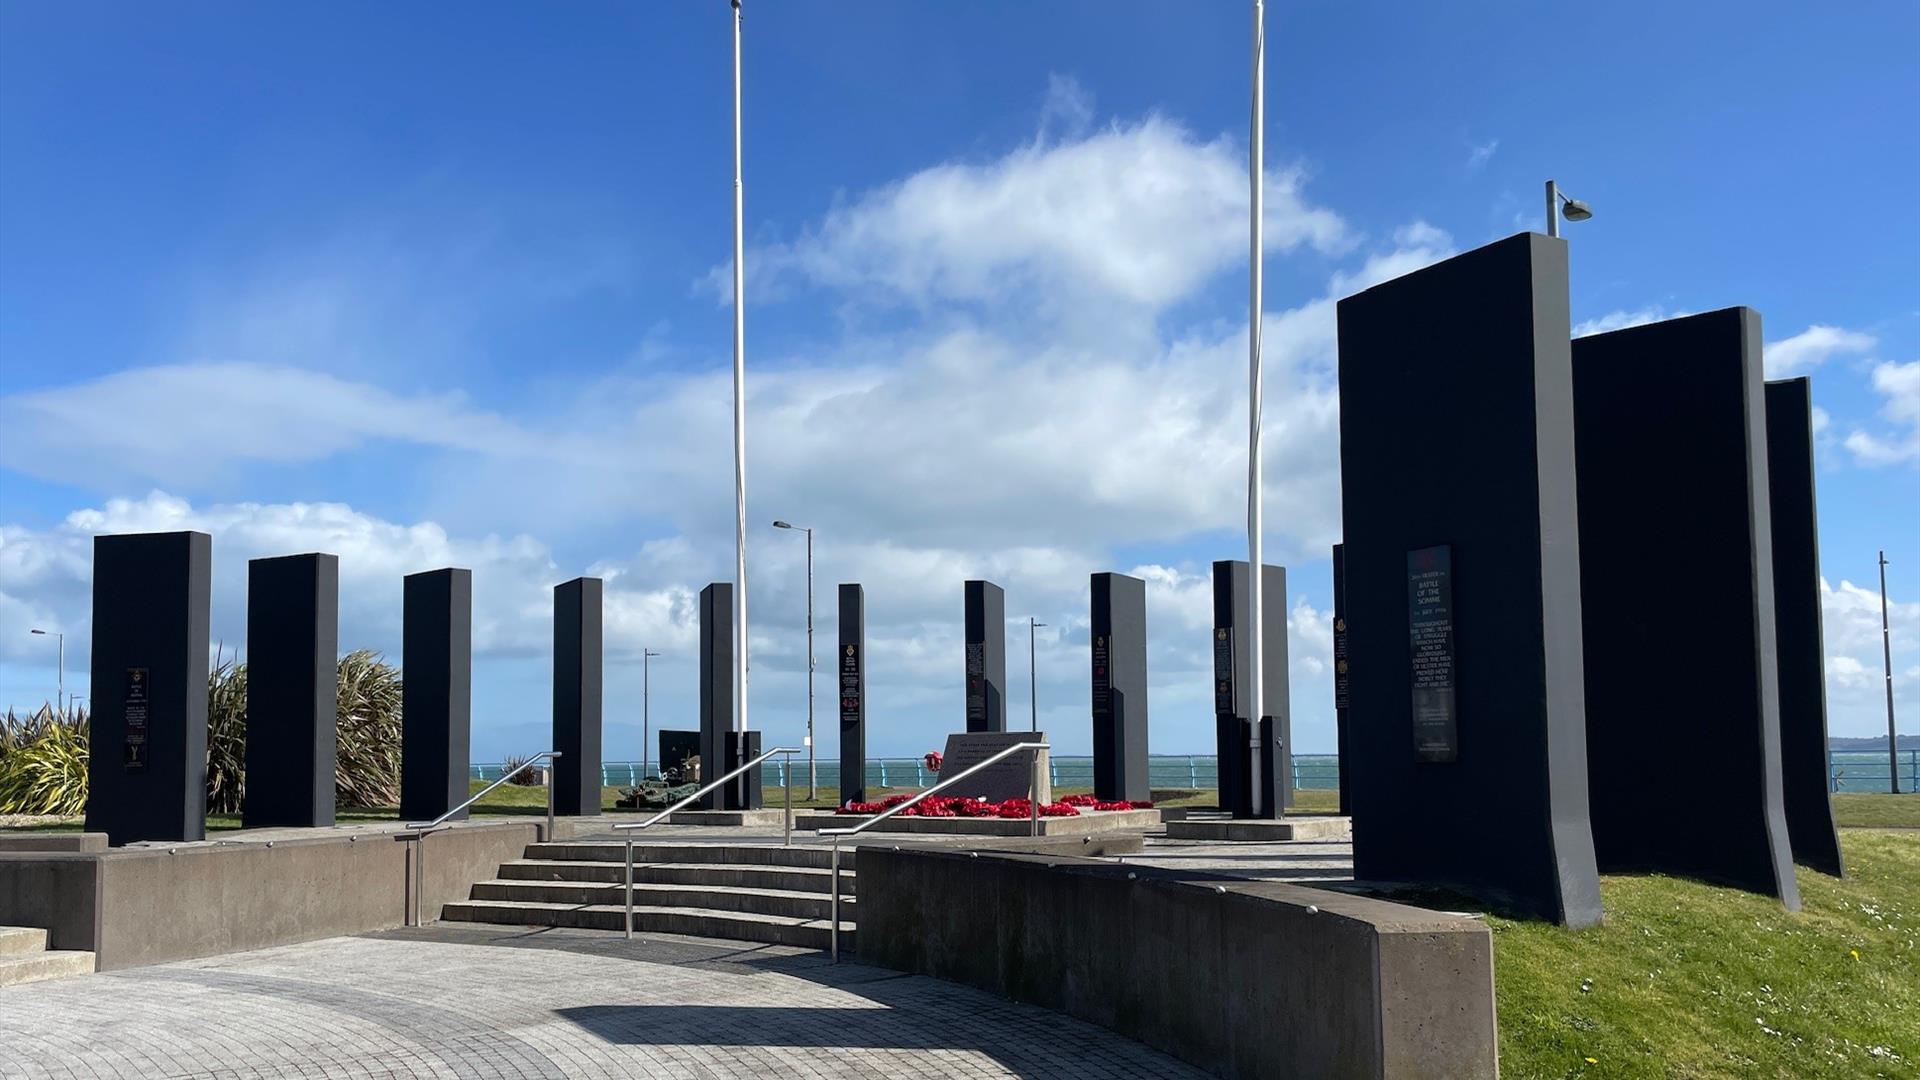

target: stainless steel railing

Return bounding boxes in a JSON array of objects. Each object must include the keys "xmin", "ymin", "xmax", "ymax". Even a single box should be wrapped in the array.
[
  {"xmin": 613, "ymin": 744, "xmax": 802, "ymax": 940},
  {"xmin": 815, "ymin": 740, "xmax": 1049, "ymax": 961},
  {"xmin": 402, "ymin": 749, "xmax": 562, "ymax": 927}
]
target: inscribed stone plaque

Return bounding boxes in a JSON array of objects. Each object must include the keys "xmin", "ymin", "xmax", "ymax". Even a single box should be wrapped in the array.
[
  {"xmin": 124, "ymin": 668, "xmax": 149, "ymax": 771},
  {"xmin": 1408, "ymin": 545, "xmax": 1458, "ymax": 762},
  {"xmin": 1091, "ymin": 635, "xmax": 1111, "ymax": 714},
  {"xmin": 964, "ymin": 643, "xmax": 986, "ymax": 727},
  {"xmin": 1212, "ymin": 628, "xmax": 1234, "ymax": 714},
  {"xmin": 936, "ymin": 731, "xmax": 1051, "ymax": 803}
]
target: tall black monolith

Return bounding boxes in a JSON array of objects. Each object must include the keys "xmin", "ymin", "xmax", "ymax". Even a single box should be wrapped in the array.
[
  {"xmin": 1211, "ymin": 560, "xmax": 1289, "ymax": 818},
  {"xmin": 245, "ymin": 552, "xmax": 339, "ymax": 829},
  {"xmin": 86, "ymin": 531, "xmax": 212, "ymax": 845},
  {"xmin": 552, "ymin": 577, "xmax": 603, "ymax": 817},
  {"xmin": 1766, "ymin": 376, "xmax": 1845, "ymax": 876},
  {"xmin": 964, "ymin": 580, "xmax": 1007, "ymax": 733},
  {"xmin": 401, "ymin": 568, "xmax": 472, "ymax": 823},
  {"xmin": 1336, "ymin": 231, "xmax": 1601, "ymax": 926},
  {"xmin": 1091, "ymin": 572, "xmax": 1150, "ymax": 803},
  {"xmin": 697, "ymin": 582, "xmax": 761, "ymax": 810},
  {"xmin": 1332, "ymin": 543, "xmax": 1351, "ymax": 816},
  {"xmin": 1572, "ymin": 308, "xmax": 1800, "ymax": 909},
  {"xmin": 838, "ymin": 583, "xmax": 867, "ymax": 806}
]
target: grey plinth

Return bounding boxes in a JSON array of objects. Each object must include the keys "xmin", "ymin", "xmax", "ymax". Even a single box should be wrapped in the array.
[
  {"xmin": 244, "ymin": 553, "xmax": 339, "ymax": 829},
  {"xmin": 1336, "ymin": 231, "xmax": 1601, "ymax": 926},
  {"xmin": 85, "ymin": 531, "xmax": 212, "ymax": 846},
  {"xmin": 1090, "ymin": 572, "xmax": 1150, "ymax": 803},
  {"xmin": 552, "ymin": 577, "xmax": 602, "ymax": 817},
  {"xmin": 964, "ymin": 580, "xmax": 1007, "ymax": 733},
  {"xmin": 1765, "ymin": 376, "xmax": 1845, "ymax": 876},
  {"xmin": 1572, "ymin": 308, "xmax": 1800, "ymax": 908},
  {"xmin": 838, "ymin": 583, "xmax": 866, "ymax": 806},
  {"xmin": 401, "ymin": 568, "xmax": 472, "ymax": 823},
  {"xmin": 1210, "ymin": 560, "xmax": 1290, "ymax": 818}
]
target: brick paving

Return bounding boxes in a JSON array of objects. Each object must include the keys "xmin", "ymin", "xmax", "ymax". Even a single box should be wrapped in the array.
[{"xmin": 0, "ymin": 925, "xmax": 1206, "ymax": 1079}]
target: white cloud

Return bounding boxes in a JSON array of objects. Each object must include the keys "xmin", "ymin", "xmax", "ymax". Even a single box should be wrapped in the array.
[
  {"xmin": 1764, "ymin": 324, "xmax": 1876, "ymax": 377},
  {"xmin": 1821, "ymin": 575, "xmax": 1920, "ymax": 736},
  {"xmin": 1842, "ymin": 359, "xmax": 1920, "ymax": 467},
  {"xmin": 1572, "ymin": 306, "xmax": 1693, "ymax": 338},
  {"xmin": 1465, "ymin": 139, "xmax": 1498, "ymax": 170},
  {"xmin": 713, "ymin": 108, "xmax": 1349, "ymax": 315}
]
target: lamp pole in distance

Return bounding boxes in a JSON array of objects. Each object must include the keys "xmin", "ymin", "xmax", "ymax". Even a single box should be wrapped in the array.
[
  {"xmin": 28, "ymin": 629, "xmax": 62, "ymax": 718},
  {"xmin": 643, "ymin": 649, "xmax": 662, "ymax": 780},
  {"xmin": 1028, "ymin": 617, "xmax": 1047, "ymax": 732},
  {"xmin": 1882, "ymin": 551, "xmax": 1900, "ymax": 794}
]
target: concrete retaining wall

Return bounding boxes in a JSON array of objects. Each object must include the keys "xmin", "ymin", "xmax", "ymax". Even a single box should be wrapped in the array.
[
  {"xmin": 0, "ymin": 820, "xmax": 536, "ymax": 970},
  {"xmin": 858, "ymin": 846, "xmax": 1498, "ymax": 1080}
]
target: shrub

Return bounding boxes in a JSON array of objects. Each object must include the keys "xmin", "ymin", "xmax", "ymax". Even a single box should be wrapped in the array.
[
  {"xmin": 501, "ymin": 753, "xmax": 544, "ymax": 787},
  {"xmin": 0, "ymin": 705, "xmax": 89, "ymax": 815},
  {"xmin": 205, "ymin": 650, "xmax": 248, "ymax": 813},
  {"xmin": 334, "ymin": 650, "xmax": 403, "ymax": 809}
]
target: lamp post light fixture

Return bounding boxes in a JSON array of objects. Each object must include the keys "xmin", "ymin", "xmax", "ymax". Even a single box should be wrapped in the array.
[
  {"xmin": 28, "ymin": 629, "xmax": 63, "ymax": 718},
  {"xmin": 1028, "ymin": 617, "xmax": 1047, "ymax": 733},
  {"xmin": 1545, "ymin": 179, "xmax": 1594, "ymax": 238},
  {"xmin": 772, "ymin": 520, "xmax": 817, "ymax": 799},
  {"xmin": 643, "ymin": 649, "xmax": 662, "ymax": 781}
]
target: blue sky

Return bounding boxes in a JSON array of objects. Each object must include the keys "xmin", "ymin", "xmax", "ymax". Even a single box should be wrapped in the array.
[{"xmin": 2, "ymin": 1, "xmax": 1915, "ymax": 761}]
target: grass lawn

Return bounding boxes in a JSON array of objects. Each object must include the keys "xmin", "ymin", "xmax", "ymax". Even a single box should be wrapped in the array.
[{"xmin": 1490, "ymin": 828, "xmax": 1918, "ymax": 1079}]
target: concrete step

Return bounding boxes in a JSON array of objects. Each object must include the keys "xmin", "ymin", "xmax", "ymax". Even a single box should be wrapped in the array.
[
  {"xmin": 496, "ymin": 859, "xmax": 856, "ymax": 895},
  {"xmin": 439, "ymin": 899, "xmax": 856, "ymax": 952},
  {"xmin": 0, "ymin": 950, "xmax": 95, "ymax": 987},
  {"xmin": 469, "ymin": 879, "xmax": 854, "ymax": 919},
  {"xmin": 524, "ymin": 842, "xmax": 853, "ymax": 870},
  {"xmin": 0, "ymin": 926, "xmax": 49, "ymax": 957}
]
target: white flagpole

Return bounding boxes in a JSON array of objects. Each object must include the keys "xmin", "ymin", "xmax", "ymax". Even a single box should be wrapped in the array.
[
  {"xmin": 1246, "ymin": 0, "xmax": 1267, "ymax": 817},
  {"xmin": 731, "ymin": 0, "xmax": 750, "ymax": 739}
]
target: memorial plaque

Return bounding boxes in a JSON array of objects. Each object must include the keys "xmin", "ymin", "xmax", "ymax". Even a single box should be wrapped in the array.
[
  {"xmin": 1333, "ymin": 620, "xmax": 1350, "ymax": 710},
  {"xmin": 936, "ymin": 731, "xmax": 1051, "ymax": 803},
  {"xmin": 1212, "ymin": 628, "xmax": 1234, "ymax": 714},
  {"xmin": 841, "ymin": 645, "xmax": 861, "ymax": 721},
  {"xmin": 123, "ymin": 667, "xmax": 149, "ymax": 771},
  {"xmin": 1408, "ymin": 545, "xmax": 1458, "ymax": 762},
  {"xmin": 1091, "ymin": 636, "xmax": 1110, "ymax": 713},
  {"xmin": 1333, "ymin": 542, "xmax": 1352, "ymax": 815},
  {"xmin": 965, "ymin": 643, "xmax": 986, "ymax": 727}
]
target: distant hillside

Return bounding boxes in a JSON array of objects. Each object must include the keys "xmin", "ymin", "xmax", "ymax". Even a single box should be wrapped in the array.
[{"xmin": 1829, "ymin": 734, "xmax": 1920, "ymax": 752}]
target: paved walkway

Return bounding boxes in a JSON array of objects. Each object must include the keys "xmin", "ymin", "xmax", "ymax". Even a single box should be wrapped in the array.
[{"xmin": 0, "ymin": 926, "xmax": 1207, "ymax": 1080}]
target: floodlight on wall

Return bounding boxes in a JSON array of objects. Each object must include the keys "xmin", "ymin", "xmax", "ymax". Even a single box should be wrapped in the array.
[{"xmin": 1546, "ymin": 179, "xmax": 1594, "ymax": 237}]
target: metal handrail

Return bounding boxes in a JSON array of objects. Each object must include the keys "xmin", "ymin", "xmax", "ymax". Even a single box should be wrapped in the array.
[
  {"xmin": 818, "ymin": 740, "xmax": 1049, "ymax": 962},
  {"xmin": 406, "ymin": 750, "xmax": 563, "ymax": 835},
  {"xmin": 616, "ymin": 744, "xmax": 802, "ymax": 940},
  {"xmin": 402, "ymin": 749, "xmax": 561, "ymax": 929}
]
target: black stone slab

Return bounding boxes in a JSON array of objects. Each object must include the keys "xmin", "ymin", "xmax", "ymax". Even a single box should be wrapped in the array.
[
  {"xmin": 86, "ymin": 531, "xmax": 212, "ymax": 845},
  {"xmin": 838, "ymin": 583, "xmax": 866, "ymax": 806},
  {"xmin": 1765, "ymin": 376, "xmax": 1844, "ymax": 876},
  {"xmin": 401, "ymin": 568, "xmax": 472, "ymax": 823},
  {"xmin": 552, "ymin": 577, "xmax": 603, "ymax": 817},
  {"xmin": 723, "ymin": 729, "xmax": 763, "ymax": 811},
  {"xmin": 658, "ymin": 730, "xmax": 700, "ymax": 777},
  {"xmin": 1336, "ymin": 231, "xmax": 1601, "ymax": 926},
  {"xmin": 1571, "ymin": 308, "xmax": 1800, "ymax": 908},
  {"xmin": 1090, "ymin": 572, "xmax": 1150, "ymax": 803},
  {"xmin": 1333, "ymin": 543, "xmax": 1351, "ymax": 816},
  {"xmin": 964, "ymin": 580, "xmax": 1007, "ymax": 733},
  {"xmin": 698, "ymin": 582, "xmax": 733, "ymax": 810},
  {"xmin": 1211, "ymin": 560, "xmax": 1290, "ymax": 818},
  {"xmin": 244, "ymin": 553, "xmax": 339, "ymax": 829}
]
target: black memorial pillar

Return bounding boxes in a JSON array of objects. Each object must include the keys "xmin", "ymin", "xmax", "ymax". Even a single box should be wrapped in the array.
[
  {"xmin": 1336, "ymin": 232, "xmax": 1601, "ymax": 926},
  {"xmin": 1211, "ymin": 560, "xmax": 1290, "ymax": 818},
  {"xmin": 838, "ymin": 583, "xmax": 866, "ymax": 806},
  {"xmin": 244, "ymin": 552, "xmax": 339, "ymax": 829},
  {"xmin": 552, "ymin": 577, "xmax": 603, "ymax": 817},
  {"xmin": 1765, "ymin": 376, "xmax": 1845, "ymax": 876},
  {"xmin": 963, "ymin": 580, "xmax": 1007, "ymax": 733},
  {"xmin": 1333, "ymin": 543, "xmax": 1352, "ymax": 816},
  {"xmin": 698, "ymin": 582, "xmax": 733, "ymax": 810},
  {"xmin": 1572, "ymin": 308, "xmax": 1800, "ymax": 908},
  {"xmin": 1091, "ymin": 572, "xmax": 1150, "ymax": 803},
  {"xmin": 401, "ymin": 568, "xmax": 472, "ymax": 823},
  {"xmin": 86, "ymin": 531, "xmax": 212, "ymax": 845}
]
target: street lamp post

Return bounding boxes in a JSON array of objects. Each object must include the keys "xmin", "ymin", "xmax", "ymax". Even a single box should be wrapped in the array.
[
  {"xmin": 1881, "ymin": 551, "xmax": 1900, "ymax": 795},
  {"xmin": 772, "ymin": 520, "xmax": 816, "ymax": 799},
  {"xmin": 643, "ymin": 649, "xmax": 662, "ymax": 781},
  {"xmin": 28, "ymin": 629, "xmax": 62, "ymax": 717},
  {"xmin": 1545, "ymin": 179, "xmax": 1594, "ymax": 238},
  {"xmin": 1028, "ymin": 617, "xmax": 1047, "ymax": 732},
  {"xmin": 1247, "ymin": 0, "xmax": 1268, "ymax": 817}
]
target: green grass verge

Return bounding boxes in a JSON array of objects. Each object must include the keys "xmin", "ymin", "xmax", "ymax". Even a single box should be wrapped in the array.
[{"xmin": 1491, "ymin": 829, "xmax": 1918, "ymax": 1079}]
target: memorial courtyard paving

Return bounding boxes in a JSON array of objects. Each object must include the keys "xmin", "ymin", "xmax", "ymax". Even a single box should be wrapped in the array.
[{"xmin": 0, "ymin": 924, "xmax": 1212, "ymax": 1080}]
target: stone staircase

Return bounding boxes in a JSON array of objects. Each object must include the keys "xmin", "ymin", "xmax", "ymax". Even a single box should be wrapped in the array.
[
  {"xmin": 0, "ymin": 926, "xmax": 95, "ymax": 988},
  {"xmin": 442, "ymin": 841, "xmax": 858, "ymax": 951}
]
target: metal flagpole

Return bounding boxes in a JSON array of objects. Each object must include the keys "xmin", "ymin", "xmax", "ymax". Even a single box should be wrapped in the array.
[
  {"xmin": 1882, "ymin": 551, "xmax": 1900, "ymax": 794},
  {"xmin": 1246, "ymin": 0, "xmax": 1267, "ymax": 818},
  {"xmin": 730, "ymin": 0, "xmax": 751, "ymax": 743}
]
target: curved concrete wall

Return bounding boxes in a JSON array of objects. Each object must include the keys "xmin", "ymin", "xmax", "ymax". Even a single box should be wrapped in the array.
[{"xmin": 857, "ymin": 846, "xmax": 1497, "ymax": 1080}]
